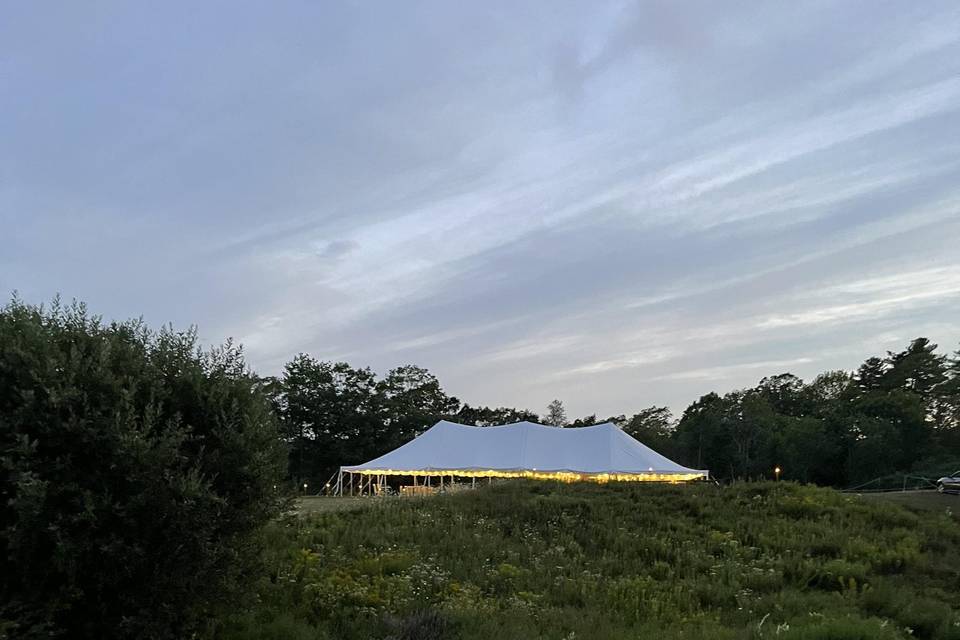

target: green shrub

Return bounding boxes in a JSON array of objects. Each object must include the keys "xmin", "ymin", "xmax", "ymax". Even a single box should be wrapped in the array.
[{"xmin": 0, "ymin": 298, "xmax": 286, "ymax": 639}]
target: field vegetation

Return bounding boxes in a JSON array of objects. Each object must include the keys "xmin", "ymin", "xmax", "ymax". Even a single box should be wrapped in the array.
[{"xmin": 212, "ymin": 482, "xmax": 960, "ymax": 640}]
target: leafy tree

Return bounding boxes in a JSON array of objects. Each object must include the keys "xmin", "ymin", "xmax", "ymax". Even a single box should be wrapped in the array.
[
  {"xmin": 269, "ymin": 361, "xmax": 460, "ymax": 487},
  {"xmin": 841, "ymin": 338, "xmax": 950, "ymax": 483},
  {"xmin": 932, "ymin": 345, "xmax": 960, "ymax": 442},
  {"xmin": 545, "ymin": 399, "xmax": 568, "ymax": 427},
  {"xmin": 854, "ymin": 357, "xmax": 888, "ymax": 392},
  {"xmin": 269, "ymin": 356, "xmax": 381, "ymax": 489},
  {"xmin": 674, "ymin": 393, "xmax": 731, "ymax": 475},
  {"xmin": 755, "ymin": 373, "xmax": 807, "ymax": 416},
  {"xmin": 732, "ymin": 391, "xmax": 779, "ymax": 478},
  {"xmin": 378, "ymin": 364, "xmax": 460, "ymax": 447},
  {"xmin": 0, "ymin": 298, "xmax": 286, "ymax": 640},
  {"xmin": 883, "ymin": 337, "xmax": 947, "ymax": 395},
  {"xmin": 803, "ymin": 370, "xmax": 853, "ymax": 406},
  {"xmin": 800, "ymin": 371, "xmax": 855, "ymax": 485},
  {"xmin": 620, "ymin": 406, "xmax": 675, "ymax": 457},
  {"xmin": 764, "ymin": 415, "xmax": 830, "ymax": 484},
  {"xmin": 455, "ymin": 404, "xmax": 539, "ymax": 426},
  {"xmin": 848, "ymin": 389, "xmax": 928, "ymax": 479}
]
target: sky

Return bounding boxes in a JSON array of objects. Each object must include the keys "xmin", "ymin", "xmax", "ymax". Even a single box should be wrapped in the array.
[{"xmin": 2, "ymin": 2, "xmax": 960, "ymax": 419}]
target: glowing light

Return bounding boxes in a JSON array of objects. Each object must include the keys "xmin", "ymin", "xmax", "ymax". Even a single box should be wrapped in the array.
[{"xmin": 345, "ymin": 468, "xmax": 706, "ymax": 484}]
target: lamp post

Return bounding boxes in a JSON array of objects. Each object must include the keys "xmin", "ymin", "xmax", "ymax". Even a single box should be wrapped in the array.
[{"xmin": 774, "ymin": 466, "xmax": 781, "ymax": 482}]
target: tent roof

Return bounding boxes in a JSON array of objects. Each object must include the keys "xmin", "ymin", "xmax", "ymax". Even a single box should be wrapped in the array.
[{"xmin": 342, "ymin": 420, "xmax": 707, "ymax": 477}]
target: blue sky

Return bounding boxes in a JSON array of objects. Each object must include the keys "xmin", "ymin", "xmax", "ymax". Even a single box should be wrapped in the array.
[{"xmin": 2, "ymin": 2, "xmax": 960, "ymax": 417}]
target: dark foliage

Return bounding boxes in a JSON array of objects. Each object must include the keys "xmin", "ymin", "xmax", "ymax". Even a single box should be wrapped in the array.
[
  {"xmin": 267, "ymin": 356, "xmax": 462, "ymax": 488},
  {"xmin": 454, "ymin": 404, "xmax": 539, "ymax": 427},
  {"xmin": 0, "ymin": 297, "xmax": 286, "ymax": 639},
  {"xmin": 671, "ymin": 338, "xmax": 960, "ymax": 485}
]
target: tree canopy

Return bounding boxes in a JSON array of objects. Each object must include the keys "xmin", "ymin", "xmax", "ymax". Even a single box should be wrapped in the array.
[
  {"xmin": 267, "ymin": 356, "xmax": 466, "ymax": 487},
  {"xmin": 669, "ymin": 338, "xmax": 960, "ymax": 485}
]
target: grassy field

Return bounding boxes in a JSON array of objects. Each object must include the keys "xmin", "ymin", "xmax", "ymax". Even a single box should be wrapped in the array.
[
  {"xmin": 212, "ymin": 482, "xmax": 960, "ymax": 640},
  {"xmin": 296, "ymin": 496, "xmax": 378, "ymax": 515},
  {"xmin": 861, "ymin": 490, "xmax": 958, "ymax": 519}
]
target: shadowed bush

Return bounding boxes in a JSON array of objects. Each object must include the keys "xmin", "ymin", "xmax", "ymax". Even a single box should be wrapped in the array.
[{"xmin": 0, "ymin": 298, "xmax": 286, "ymax": 639}]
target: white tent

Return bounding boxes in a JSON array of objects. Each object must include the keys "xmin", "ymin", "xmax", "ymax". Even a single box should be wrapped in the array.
[{"xmin": 337, "ymin": 420, "xmax": 707, "ymax": 494}]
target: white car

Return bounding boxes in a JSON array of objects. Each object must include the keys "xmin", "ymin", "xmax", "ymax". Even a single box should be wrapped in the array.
[{"xmin": 936, "ymin": 471, "xmax": 960, "ymax": 494}]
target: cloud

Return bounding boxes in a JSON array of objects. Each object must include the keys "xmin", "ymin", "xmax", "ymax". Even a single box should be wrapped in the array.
[
  {"xmin": 3, "ymin": 1, "xmax": 960, "ymax": 418},
  {"xmin": 656, "ymin": 358, "xmax": 815, "ymax": 382},
  {"xmin": 755, "ymin": 266, "xmax": 960, "ymax": 330}
]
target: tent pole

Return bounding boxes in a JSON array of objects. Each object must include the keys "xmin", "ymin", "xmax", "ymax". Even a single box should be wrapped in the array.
[
  {"xmin": 337, "ymin": 469, "xmax": 343, "ymax": 496},
  {"xmin": 472, "ymin": 476, "xmax": 476, "ymax": 489}
]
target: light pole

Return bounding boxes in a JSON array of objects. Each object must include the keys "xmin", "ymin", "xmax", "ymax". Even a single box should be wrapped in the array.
[{"xmin": 774, "ymin": 466, "xmax": 781, "ymax": 482}]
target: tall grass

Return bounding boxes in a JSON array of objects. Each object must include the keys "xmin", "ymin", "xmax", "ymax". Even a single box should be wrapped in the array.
[{"xmin": 210, "ymin": 482, "xmax": 960, "ymax": 640}]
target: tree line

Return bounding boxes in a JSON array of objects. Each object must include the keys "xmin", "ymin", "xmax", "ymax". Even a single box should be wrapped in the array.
[
  {"xmin": 666, "ymin": 338, "xmax": 960, "ymax": 486},
  {"xmin": 268, "ymin": 338, "xmax": 960, "ymax": 489}
]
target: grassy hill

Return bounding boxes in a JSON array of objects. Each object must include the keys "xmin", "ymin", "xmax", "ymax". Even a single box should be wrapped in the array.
[{"xmin": 211, "ymin": 482, "xmax": 960, "ymax": 640}]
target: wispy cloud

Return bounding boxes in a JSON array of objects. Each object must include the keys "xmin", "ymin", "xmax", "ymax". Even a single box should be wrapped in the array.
[
  {"xmin": 756, "ymin": 266, "xmax": 960, "ymax": 330},
  {"xmin": 3, "ymin": 1, "xmax": 960, "ymax": 417},
  {"xmin": 656, "ymin": 358, "xmax": 815, "ymax": 382}
]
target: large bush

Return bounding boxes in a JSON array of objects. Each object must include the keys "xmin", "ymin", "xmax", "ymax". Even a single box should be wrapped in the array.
[{"xmin": 0, "ymin": 298, "xmax": 286, "ymax": 639}]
